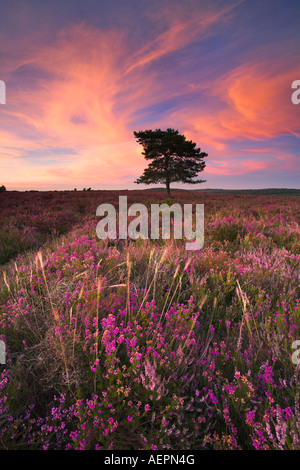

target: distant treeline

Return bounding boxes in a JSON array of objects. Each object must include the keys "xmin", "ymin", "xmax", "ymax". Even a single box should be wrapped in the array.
[{"xmin": 142, "ymin": 188, "xmax": 300, "ymax": 195}]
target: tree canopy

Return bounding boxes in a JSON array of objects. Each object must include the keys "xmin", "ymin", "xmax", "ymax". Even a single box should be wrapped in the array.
[{"xmin": 134, "ymin": 128, "xmax": 207, "ymax": 195}]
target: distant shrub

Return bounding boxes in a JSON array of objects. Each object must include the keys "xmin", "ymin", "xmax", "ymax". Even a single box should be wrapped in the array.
[
  {"xmin": 0, "ymin": 185, "xmax": 6, "ymax": 192},
  {"xmin": 160, "ymin": 197, "xmax": 174, "ymax": 206}
]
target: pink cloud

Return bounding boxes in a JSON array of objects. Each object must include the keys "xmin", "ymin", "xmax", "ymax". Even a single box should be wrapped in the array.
[{"xmin": 183, "ymin": 60, "xmax": 300, "ymax": 146}]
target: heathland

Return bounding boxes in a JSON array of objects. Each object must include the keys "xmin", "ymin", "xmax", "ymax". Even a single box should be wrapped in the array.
[{"xmin": 0, "ymin": 189, "xmax": 299, "ymax": 449}]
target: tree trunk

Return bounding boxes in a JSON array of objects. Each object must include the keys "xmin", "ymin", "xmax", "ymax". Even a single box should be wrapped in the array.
[
  {"xmin": 166, "ymin": 181, "xmax": 170, "ymax": 197},
  {"xmin": 165, "ymin": 156, "xmax": 171, "ymax": 197}
]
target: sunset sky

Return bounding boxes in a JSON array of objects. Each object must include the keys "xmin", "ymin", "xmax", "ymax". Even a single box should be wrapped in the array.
[{"xmin": 0, "ymin": 0, "xmax": 299, "ymax": 190}]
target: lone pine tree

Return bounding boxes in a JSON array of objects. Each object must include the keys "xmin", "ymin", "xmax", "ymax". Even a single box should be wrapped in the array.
[{"xmin": 134, "ymin": 128, "xmax": 207, "ymax": 196}]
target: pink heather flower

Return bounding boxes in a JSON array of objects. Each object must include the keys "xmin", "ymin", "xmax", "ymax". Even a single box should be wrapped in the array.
[{"xmin": 208, "ymin": 389, "xmax": 218, "ymax": 404}]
